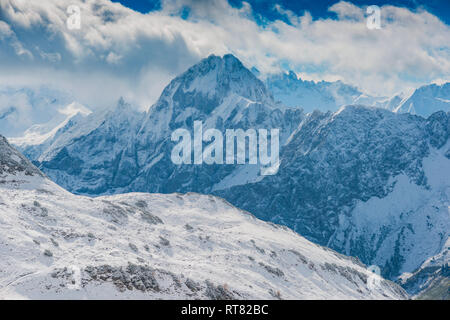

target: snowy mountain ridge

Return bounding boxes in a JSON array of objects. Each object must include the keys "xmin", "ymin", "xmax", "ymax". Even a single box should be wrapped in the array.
[
  {"xmin": 9, "ymin": 102, "xmax": 92, "ymax": 149},
  {"xmin": 0, "ymin": 86, "xmax": 77, "ymax": 138},
  {"xmin": 265, "ymin": 71, "xmax": 363, "ymax": 113},
  {"xmin": 265, "ymin": 71, "xmax": 449, "ymax": 117},
  {"xmin": 394, "ymin": 82, "xmax": 450, "ymax": 117}
]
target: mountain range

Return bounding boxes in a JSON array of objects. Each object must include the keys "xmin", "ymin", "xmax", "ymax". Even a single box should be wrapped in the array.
[
  {"xmin": 265, "ymin": 71, "xmax": 363, "ymax": 113},
  {"xmin": 7, "ymin": 54, "xmax": 450, "ymax": 298},
  {"xmin": 265, "ymin": 70, "xmax": 449, "ymax": 117},
  {"xmin": 0, "ymin": 86, "xmax": 84, "ymax": 139}
]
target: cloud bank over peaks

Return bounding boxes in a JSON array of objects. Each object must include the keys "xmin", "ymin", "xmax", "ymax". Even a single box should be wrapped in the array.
[{"xmin": 0, "ymin": 0, "xmax": 448, "ymax": 111}]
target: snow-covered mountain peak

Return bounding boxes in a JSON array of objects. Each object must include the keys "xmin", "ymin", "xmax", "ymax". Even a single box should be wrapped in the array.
[
  {"xmin": 103, "ymin": 97, "xmax": 142, "ymax": 125},
  {"xmin": 59, "ymin": 102, "xmax": 92, "ymax": 117},
  {"xmin": 112, "ymin": 97, "xmax": 133, "ymax": 113},
  {"xmin": 137, "ymin": 53, "xmax": 284, "ymax": 142},
  {"xmin": 9, "ymin": 102, "xmax": 92, "ymax": 149},
  {"xmin": 166, "ymin": 54, "xmax": 274, "ymax": 109},
  {"xmin": 0, "ymin": 86, "xmax": 75, "ymax": 139},
  {"xmin": 270, "ymin": 70, "xmax": 299, "ymax": 82}
]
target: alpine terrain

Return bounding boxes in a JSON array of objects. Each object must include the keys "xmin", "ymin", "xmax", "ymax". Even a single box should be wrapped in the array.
[
  {"xmin": 0, "ymin": 135, "xmax": 408, "ymax": 299},
  {"xmin": 13, "ymin": 54, "xmax": 450, "ymax": 298}
]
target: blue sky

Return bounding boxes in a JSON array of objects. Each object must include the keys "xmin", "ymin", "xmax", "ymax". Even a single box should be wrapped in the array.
[{"xmin": 113, "ymin": 0, "xmax": 450, "ymax": 24}]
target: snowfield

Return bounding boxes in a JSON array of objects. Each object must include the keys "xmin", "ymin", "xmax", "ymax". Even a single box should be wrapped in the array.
[{"xmin": 0, "ymin": 136, "xmax": 407, "ymax": 300}]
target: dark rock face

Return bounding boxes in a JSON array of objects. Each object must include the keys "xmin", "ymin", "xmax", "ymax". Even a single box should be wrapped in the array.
[
  {"xmin": 215, "ymin": 108, "xmax": 449, "ymax": 278},
  {"xmin": 0, "ymin": 135, "xmax": 43, "ymax": 177},
  {"xmin": 217, "ymin": 107, "xmax": 436, "ymax": 243},
  {"xmin": 425, "ymin": 110, "xmax": 450, "ymax": 149},
  {"xmin": 84, "ymin": 264, "xmax": 162, "ymax": 293},
  {"xmin": 50, "ymin": 263, "xmax": 240, "ymax": 299},
  {"xmin": 402, "ymin": 264, "xmax": 449, "ymax": 298}
]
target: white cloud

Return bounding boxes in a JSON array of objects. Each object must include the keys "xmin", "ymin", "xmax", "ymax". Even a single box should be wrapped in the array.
[
  {"xmin": 329, "ymin": 1, "xmax": 365, "ymax": 20},
  {"xmin": 0, "ymin": 0, "xmax": 448, "ymax": 110},
  {"xmin": 0, "ymin": 20, "xmax": 13, "ymax": 38},
  {"xmin": 105, "ymin": 51, "xmax": 122, "ymax": 64}
]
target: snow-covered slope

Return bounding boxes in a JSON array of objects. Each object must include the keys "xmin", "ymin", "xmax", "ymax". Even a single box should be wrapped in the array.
[
  {"xmin": 0, "ymin": 135, "xmax": 407, "ymax": 299},
  {"xmin": 394, "ymin": 83, "xmax": 450, "ymax": 117},
  {"xmin": 370, "ymin": 94, "xmax": 404, "ymax": 112},
  {"xmin": 0, "ymin": 135, "xmax": 43, "ymax": 178}
]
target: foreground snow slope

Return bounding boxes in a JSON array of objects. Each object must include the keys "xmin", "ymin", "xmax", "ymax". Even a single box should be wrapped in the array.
[{"xmin": 0, "ymin": 136, "xmax": 406, "ymax": 299}]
